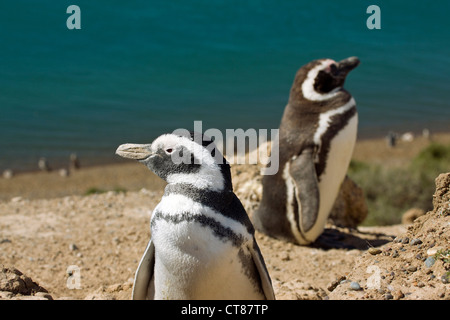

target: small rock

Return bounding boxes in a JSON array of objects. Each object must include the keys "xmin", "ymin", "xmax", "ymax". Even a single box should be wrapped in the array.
[
  {"xmin": 34, "ymin": 292, "xmax": 53, "ymax": 300},
  {"xmin": 392, "ymin": 250, "xmax": 399, "ymax": 258},
  {"xmin": 349, "ymin": 282, "xmax": 361, "ymax": 291},
  {"xmin": 401, "ymin": 237, "xmax": 410, "ymax": 244},
  {"xmin": 59, "ymin": 168, "xmax": 70, "ymax": 177},
  {"xmin": 368, "ymin": 248, "xmax": 382, "ymax": 255},
  {"xmin": 442, "ymin": 273, "xmax": 450, "ymax": 284},
  {"xmin": 11, "ymin": 196, "xmax": 23, "ymax": 203},
  {"xmin": 427, "ymin": 246, "xmax": 444, "ymax": 256},
  {"xmin": 384, "ymin": 293, "xmax": 393, "ymax": 300},
  {"xmin": 424, "ymin": 257, "xmax": 436, "ymax": 268},
  {"xmin": 407, "ymin": 266, "xmax": 417, "ymax": 273},
  {"xmin": 393, "ymin": 290, "xmax": 404, "ymax": 300},
  {"xmin": 280, "ymin": 252, "xmax": 290, "ymax": 261},
  {"xmin": 327, "ymin": 276, "xmax": 346, "ymax": 292},
  {"xmin": 410, "ymin": 238, "xmax": 422, "ymax": 246},
  {"xmin": 69, "ymin": 243, "xmax": 79, "ymax": 251}
]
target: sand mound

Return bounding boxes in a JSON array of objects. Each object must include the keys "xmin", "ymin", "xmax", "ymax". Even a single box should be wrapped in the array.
[
  {"xmin": 0, "ymin": 265, "xmax": 52, "ymax": 300},
  {"xmin": 328, "ymin": 172, "xmax": 450, "ymax": 299}
]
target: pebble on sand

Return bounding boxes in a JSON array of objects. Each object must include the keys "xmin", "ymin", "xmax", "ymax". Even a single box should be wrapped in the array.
[
  {"xmin": 59, "ymin": 168, "xmax": 70, "ymax": 178},
  {"xmin": 424, "ymin": 257, "xmax": 436, "ymax": 268},
  {"xmin": 368, "ymin": 247, "xmax": 382, "ymax": 255},
  {"xmin": 349, "ymin": 282, "xmax": 361, "ymax": 291},
  {"xmin": 427, "ymin": 246, "xmax": 444, "ymax": 256},
  {"xmin": 407, "ymin": 265, "xmax": 417, "ymax": 273},
  {"xmin": 384, "ymin": 293, "xmax": 393, "ymax": 300},
  {"xmin": 410, "ymin": 238, "xmax": 422, "ymax": 246},
  {"xmin": 442, "ymin": 273, "xmax": 450, "ymax": 284}
]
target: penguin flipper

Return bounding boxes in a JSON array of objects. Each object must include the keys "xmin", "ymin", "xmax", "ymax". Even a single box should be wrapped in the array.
[
  {"xmin": 289, "ymin": 148, "xmax": 320, "ymax": 233},
  {"xmin": 249, "ymin": 241, "xmax": 276, "ymax": 300},
  {"xmin": 132, "ymin": 238, "xmax": 155, "ymax": 300}
]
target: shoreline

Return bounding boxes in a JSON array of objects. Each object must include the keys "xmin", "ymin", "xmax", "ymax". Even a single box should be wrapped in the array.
[
  {"xmin": 1, "ymin": 131, "xmax": 450, "ymax": 202},
  {"xmin": 2, "ymin": 127, "xmax": 449, "ymax": 175}
]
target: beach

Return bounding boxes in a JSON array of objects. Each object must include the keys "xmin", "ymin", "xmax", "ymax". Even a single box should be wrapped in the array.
[
  {"xmin": 0, "ymin": 133, "xmax": 449, "ymax": 300},
  {"xmin": 2, "ymin": 132, "xmax": 450, "ymax": 201}
]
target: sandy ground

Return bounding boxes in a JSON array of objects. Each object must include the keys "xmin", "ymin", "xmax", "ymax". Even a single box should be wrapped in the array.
[{"xmin": 0, "ymin": 133, "xmax": 449, "ymax": 300}]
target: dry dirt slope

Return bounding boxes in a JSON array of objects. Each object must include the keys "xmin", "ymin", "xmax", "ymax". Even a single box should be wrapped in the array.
[
  {"xmin": 0, "ymin": 171, "xmax": 449, "ymax": 300},
  {"xmin": 328, "ymin": 172, "xmax": 450, "ymax": 300}
]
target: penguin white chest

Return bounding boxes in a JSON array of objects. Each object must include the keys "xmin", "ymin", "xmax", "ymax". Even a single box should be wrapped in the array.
[
  {"xmin": 150, "ymin": 194, "xmax": 264, "ymax": 300},
  {"xmin": 152, "ymin": 222, "xmax": 233, "ymax": 299},
  {"xmin": 317, "ymin": 113, "xmax": 358, "ymax": 221}
]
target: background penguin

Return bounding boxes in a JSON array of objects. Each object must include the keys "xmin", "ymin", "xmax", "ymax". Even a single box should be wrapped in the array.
[
  {"xmin": 253, "ymin": 57, "xmax": 360, "ymax": 245},
  {"xmin": 116, "ymin": 132, "xmax": 275, "ymax": 300}
]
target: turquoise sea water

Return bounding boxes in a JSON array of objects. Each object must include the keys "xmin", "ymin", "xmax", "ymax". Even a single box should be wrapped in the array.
[{"xmin": 1, "ymin": 1, "xmax": 449, "ymax": 171}]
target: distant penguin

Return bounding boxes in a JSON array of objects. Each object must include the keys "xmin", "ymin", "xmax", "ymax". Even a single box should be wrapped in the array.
[
  {"xmin": 2, "ymin": 169, "xmax": 14, "ymax": 179},
  {"xmin": 116, "ymin": 132, "xmax": 275, "ymax": 300},
  {"xmin": 70, "ymin": 153, "xmax": 80, "ymax": 170},
  {"xmin": 38, "ymin": 157, "xmax": 51, "ymax": 172},
  {"xmin": 253, "ymin": 57, "xmax": 360, "ymax": 245},
  {"xmin": 386, "ymin": 131, "xmax": 397, "ymax": 147}
]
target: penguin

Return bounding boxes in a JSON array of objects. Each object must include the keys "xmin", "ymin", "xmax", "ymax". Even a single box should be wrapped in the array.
[
  {"xmin": 38, "ymin": 157, "xmax": 51, "ymax": 172},
  {"xmin": 70, "ymin": 153, "xmax": 80, "ymax": 170},
  {"xmin": 253, "ymin": 57, "xmax": 360, "ymax": 245},
  {"xmin": 116, "ymin": 131, "xmax": 275, "ymax": 300}
]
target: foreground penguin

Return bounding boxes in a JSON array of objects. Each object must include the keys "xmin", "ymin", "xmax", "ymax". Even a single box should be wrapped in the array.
[
  {"xmin": 253, "ymin": 57, "xmax": 360, "ymax": 245},
  {"xmin": 116, "ymin": 132, "xmax": 275, "ymax": 300}
]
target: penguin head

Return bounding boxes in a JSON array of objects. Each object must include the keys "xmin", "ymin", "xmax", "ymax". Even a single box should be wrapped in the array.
[
  {"xmin": 294, "ymin": 56, "xmax": 359, "ymax": 101},
  {"xmin": 116, "ymin": 132, "xmax": 232, "ymax": 191}
]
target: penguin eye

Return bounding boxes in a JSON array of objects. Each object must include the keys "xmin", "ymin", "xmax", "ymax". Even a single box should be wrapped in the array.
[
  {"xmin": 329, "ymin": 64, "xmax": 338, "ymax": 74},
  {"xmin": 165, "ymin": 148, "xmax": 173, "ymax": 154}
]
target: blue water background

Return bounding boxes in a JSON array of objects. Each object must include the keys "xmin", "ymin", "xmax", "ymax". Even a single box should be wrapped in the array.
[{"xmin": 1, "ymin": 1, "xmax": 449, "ymax": 171}]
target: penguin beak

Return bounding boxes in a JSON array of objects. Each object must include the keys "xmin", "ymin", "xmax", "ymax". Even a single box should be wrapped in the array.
[
  {"xmin": 116, "ymin": 143, "xmax": 153, "ymax": 160},
  {"xmin": 337, "ymin": 56, "xmax": 360, "ymax": 75}
]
